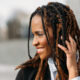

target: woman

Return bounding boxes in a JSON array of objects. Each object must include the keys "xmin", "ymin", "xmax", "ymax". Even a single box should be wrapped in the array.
[{"xmin": 15, "ymin": 2, "xmax": 80, "ymax": 80}]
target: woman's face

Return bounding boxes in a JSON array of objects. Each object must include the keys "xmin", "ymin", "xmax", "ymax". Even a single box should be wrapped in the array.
[{"xmin": 31, "ymin": 15, "xmax": 53, "ymax": 60}]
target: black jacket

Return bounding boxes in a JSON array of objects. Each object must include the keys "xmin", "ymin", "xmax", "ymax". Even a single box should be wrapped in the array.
[{"xmin": 15, "ymin": 65, "xmax": 51, "ymax": 80}]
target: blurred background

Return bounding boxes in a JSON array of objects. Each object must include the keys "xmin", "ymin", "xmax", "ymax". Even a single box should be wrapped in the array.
[{"xmin": 0, "ymin": 0, "xmax": 80, "ymax": 80}]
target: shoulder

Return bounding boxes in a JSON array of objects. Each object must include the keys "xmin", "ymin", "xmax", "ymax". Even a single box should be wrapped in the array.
[{"xmin": 15, "ymin": 67, "xmax": 38, "ymax": 80}]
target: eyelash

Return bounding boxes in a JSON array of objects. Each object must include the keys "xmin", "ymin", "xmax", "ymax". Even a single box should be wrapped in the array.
[
  {"xmin": 38, "ymin": 33, "xmax": 44, "ymax": 36},
  {"xmin": 32, "ymin": 33, "xmax": 44, "ymax": 37}
]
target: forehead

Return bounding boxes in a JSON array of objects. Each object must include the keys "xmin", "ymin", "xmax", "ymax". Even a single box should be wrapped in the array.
[
  {"xmin": 31, "ymin": 15, "xmax": 53, "ymax": 37},
  {"xmin": 31, "ymin": 15, "xmax": 42, "ymax": 26},
  {"xmin": 31, "ymin": 15, "xmax": 43, "ymax": 32}
]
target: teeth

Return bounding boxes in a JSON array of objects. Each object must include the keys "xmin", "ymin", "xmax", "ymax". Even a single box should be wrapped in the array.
[{"xmin": 37, "ymin": 48, "xmax": 44, "ymax": 52}]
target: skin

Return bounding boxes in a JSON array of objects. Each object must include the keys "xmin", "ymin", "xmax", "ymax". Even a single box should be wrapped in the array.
[
  {"xmin": 31, "ymin": 15, "xmax": 78, "ymax": 79},
  {"xmin": 58, "ymin": 35, "xmax": 78, "ymax": 80},
  {"xmin": 31, "ymin": 15, "xmax": 53, "ymax": 60}
]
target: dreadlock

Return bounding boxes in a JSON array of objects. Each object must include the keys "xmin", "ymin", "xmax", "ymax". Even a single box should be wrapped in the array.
[{"xmin": 16, "ymin": 2, "xmax": 80, "ymax": 80}]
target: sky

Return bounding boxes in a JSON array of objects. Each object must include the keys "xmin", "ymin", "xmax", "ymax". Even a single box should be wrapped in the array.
[{"xmin": 0, "ymin": 0, "xmax": 66, "ymax": 24}]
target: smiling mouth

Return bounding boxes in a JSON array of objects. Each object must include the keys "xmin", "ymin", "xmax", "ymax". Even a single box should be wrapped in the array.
[{"xmin": 36, "ymin": 48, "xmax": 44, "ymax": 54}]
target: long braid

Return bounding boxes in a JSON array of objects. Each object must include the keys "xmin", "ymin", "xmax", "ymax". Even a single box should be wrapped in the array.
[
  {"xmin": 58, "ymin": 3, "xmax": 80, "ymax": 75},
  {"xmin": 48, "ymin": 2, "xmax": 68, "ymax": 80},
  {"xmin": 48, "ymin": 2, "xmax": 80, "ymax": 79},
  {"xmin": 53, "ymin": 2, "xmax": 80, "ymax": 79},
  {"xmin": 28, "ymin": 12, "xmax": 37, "ymax": 59},
  {"xmin": 53, "ymin": 3, "xmax": 71, "ymax": 79},
  {"xmin": 54, "ymin": 5, "xmax": 68, "ymax": 80},
  {"xmin": 43, "ymin": 5, "xmax": 63, "ymax": 80}
]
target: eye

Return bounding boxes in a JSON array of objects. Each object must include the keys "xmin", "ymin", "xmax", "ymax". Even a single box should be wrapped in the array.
[
  {"xmin": 38, "ymin": 33, "xmax": 44, "ymax": 36},
  {"xmin": 31, "ymin": 33, "xmax": 34, "ymax": 38}
]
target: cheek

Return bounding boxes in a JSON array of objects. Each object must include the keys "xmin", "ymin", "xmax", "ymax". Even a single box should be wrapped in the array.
[
  {"xmin": 40, "ymin": 37, "xmax": 53, "ymax": 48},
  {"xmin": 40, "ymin": 37, "xmax": 51, "ymax": 53},
  {"xmin": 40, "ymin": 37, "xmax": 48, "ymax": 46},
  {"xmin": 40, "ymin": 36, "xmax": 53, "ymax": 47}
]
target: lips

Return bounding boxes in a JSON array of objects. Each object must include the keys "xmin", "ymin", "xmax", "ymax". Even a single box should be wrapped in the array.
[{"xmin": 36, "ymin": 47, "xmax": 44, "ymax": 53}]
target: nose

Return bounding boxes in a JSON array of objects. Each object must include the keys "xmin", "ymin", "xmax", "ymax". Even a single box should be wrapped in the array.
[{"xmin": 32, "ymin": 36, "xmax": 39, "ymax": 46}]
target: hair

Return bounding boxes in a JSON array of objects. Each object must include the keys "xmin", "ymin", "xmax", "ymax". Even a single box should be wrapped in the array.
[{"xmin": 16, "ymin": 2, "xmax": 80, "ymax": 80}]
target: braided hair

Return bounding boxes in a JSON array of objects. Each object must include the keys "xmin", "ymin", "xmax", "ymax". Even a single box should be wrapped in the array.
[{"xmin": 16, "ymin": 2, "xmax": 80, "ymax": 80}]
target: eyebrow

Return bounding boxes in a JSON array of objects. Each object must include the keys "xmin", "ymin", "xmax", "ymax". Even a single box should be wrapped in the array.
[{"xmin": 32, "ymin": 31, "xmax": 43, "ymax": 34}]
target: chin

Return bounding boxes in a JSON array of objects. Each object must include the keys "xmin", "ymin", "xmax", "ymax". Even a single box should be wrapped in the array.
[{"xmin": 40, "ymin": 56, "xmax": 48, "ymax": 60}]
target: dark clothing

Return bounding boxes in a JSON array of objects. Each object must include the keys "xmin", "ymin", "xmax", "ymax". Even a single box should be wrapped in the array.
[{"xmin": 15, "ymin": 66, "xmax": 51, "ymax": 80}]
